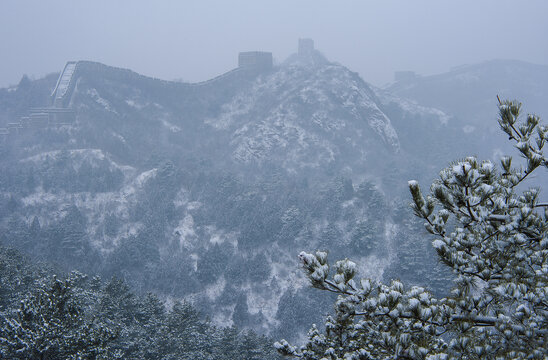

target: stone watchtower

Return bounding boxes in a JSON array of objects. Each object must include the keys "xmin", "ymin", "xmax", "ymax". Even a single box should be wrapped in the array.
[{"xmin": 298, "ymin": 38, "xmax": 314, "ymax": 56}]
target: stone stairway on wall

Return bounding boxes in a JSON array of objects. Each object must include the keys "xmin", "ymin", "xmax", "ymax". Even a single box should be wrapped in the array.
[
  {"xmin": 51, "ymin": 61, "xmax": 78, "ymax": 107},
  {"xmin": 1, "ymin": 52, "xmax": 274, "ymax": 139},
  {"xmin": 0, "ymin": 62, "xmax": 78, "ymax": 138}
]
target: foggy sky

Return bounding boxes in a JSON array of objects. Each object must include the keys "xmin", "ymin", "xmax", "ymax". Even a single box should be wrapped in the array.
[{"xmin": 1, "ymin": 0, "xmax": 547, "ymax": 88}]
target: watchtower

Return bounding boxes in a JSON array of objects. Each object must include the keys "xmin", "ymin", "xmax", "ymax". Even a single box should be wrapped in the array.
[{"xmin": 298, "ymin": 38, "xmax": 314, "ymax": 56}]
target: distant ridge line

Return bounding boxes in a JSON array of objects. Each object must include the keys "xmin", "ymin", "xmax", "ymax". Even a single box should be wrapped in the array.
[
  {"xmin": 52, "ymin": 60, "xmax": 267, "ymax": 91},
  {"xmin": 187, "ymin": 67, "xmax": 243, "ymax": 87}
]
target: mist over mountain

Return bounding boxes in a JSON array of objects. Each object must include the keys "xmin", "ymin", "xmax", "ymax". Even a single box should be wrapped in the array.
[
  {"xmin": 1, "ymin": 42, "xmax": 546, "ymax": 342},
  {"xmin": 388, "ymin": 59, "xmax": 548, "ymax": 159}
]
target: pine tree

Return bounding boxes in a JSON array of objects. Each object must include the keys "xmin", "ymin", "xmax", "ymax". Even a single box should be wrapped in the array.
[
  {"xmin": 0, "ymin": 273, "xmax": 116, "ymax": 359},
  {"xmin": 160, "ymin": 301, "xmax": 213, "ymax": 359},
  {"xmin": 275, "ymin": 100, "xmax": 548, "ymax": 359}
]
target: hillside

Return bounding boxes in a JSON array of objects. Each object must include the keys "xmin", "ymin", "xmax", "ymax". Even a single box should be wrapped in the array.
[
  {"xmin": 6, "ymin": 52, "xmax": 538, "ymax": 339},
  {"xmin": 387, "ymin": 59, "xmax": 548, "ymax": 159}
]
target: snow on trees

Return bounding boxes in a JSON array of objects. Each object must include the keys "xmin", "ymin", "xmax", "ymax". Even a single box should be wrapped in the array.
[
  {"xmin": 276, "ymin": 99, "xmax": 547, "ymax": 359},
  {"xmin": 0, "ymin": 273, "xmax": 116, "ymax": 359}
]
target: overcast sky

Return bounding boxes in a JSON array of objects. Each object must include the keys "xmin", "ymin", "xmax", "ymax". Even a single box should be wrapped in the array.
[{"xmin": 1, "ymin": 0, "xmax": 547, "ymax": 88}]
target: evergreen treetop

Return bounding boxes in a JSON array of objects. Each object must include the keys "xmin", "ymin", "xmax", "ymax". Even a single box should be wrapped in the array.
[{"xmin": 276, "ymin": 99, "xmax": 548, "ymax": 359}]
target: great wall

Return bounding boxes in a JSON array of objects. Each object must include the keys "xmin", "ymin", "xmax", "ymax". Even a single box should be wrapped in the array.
[
  {"xmin": 0, "ymin": 61, "xmax": 80, "ymax": 137},
  {"xmin": 0, "ymin": 39, "xmax": 314, "ymax": 138}
]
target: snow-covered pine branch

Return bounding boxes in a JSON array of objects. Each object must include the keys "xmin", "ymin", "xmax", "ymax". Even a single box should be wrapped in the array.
[{"xmin": 276, "ymin": 100, "xmax": 547, "ymax": 360}]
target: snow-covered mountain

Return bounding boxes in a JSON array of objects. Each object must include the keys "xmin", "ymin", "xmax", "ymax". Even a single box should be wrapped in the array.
[
  {"xmin": 7, "ymin": 50, "xmax": 525, "ymax": 339},
  {"xmin": 53, "ymin": 53, "xmax": 440, "ymax": 182},
  {"xmin": 208, "ymin": 52, "xmax": 400, "ymax": 172},
  {"xmin": 387, "ymin": 59, "xmax": 548, "ymax": 160}
]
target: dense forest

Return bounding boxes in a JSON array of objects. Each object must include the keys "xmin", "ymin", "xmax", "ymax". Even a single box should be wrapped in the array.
[{"xmin": 0, "ymin": 244, "xmax": 280, "ymax": 359}]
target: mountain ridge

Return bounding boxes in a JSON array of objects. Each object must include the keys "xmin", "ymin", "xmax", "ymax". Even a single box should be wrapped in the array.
[{"xmin": 3, "ymin": 54, "xmax": 544, "ymax": 339}]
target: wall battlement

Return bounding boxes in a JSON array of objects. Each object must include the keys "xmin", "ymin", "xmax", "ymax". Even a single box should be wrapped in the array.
[{"xmin": 238, "ymin": 51, "xmax": 273, "ymax": 70}]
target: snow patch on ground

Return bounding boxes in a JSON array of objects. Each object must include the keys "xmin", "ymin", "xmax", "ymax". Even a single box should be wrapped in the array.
[
  {"xmin": 211, "ymin": 305, "xmax": 236, "ymax": 328},
  {"xmin": 205, "ymin": 276, "xmax": 226, "ymax": 301},
  {"xmin": 173, "ymin": 188, "xmax": 190, "ymax": 208},
  {"xmin": 463, "ymin": 125, "xmax": 476, "ymax": 134},
  {"xmin": 161, "ymin": 119, "xmax": 181, "ymax": 133},
  {"xmin": 374, "ymin": 87, "xmax": 451, "ymax": 125},
  {"xmin": 250, "ymin": 255, "xmax": 307, "ymax": 328},
  {"xmin": 87, "ymin": 88, "xmax": 117, "ymax": 114},
  {"xmin": 174, "ymin": 214, "xmax": 197, "ymax": 249},
  {"xmin": 18, "ymin": 167, "xmax": 158, "ymax": 253},
  {"xmin": 366, "ymin": 108, "xmax": 400, "ymax": 151},
  {"xmin": 245, "ymin": 284, "xmax": 283, "ymax": 329},
  {"xmin": 187, "ymin": 201, "xmax": 201, "ymax": 210},
  {"xmin": 23, "ymin": 148, "xmax": 106, "ymax": 163},
  {"xmin": 189, "ymin": 253, "xmax": 199, "ymax": 271},
  {"xmin": 129, "ymin": 168, "xmax": 157, "ymax": 190},
  {"xmin": 125, "ymin": 99, "xmax": 144, "ymax": 109},
  {"xmin": 21, "ymin": 148, "xmax": 134, "ymax": 175},
  {"xmin": 112, "ymin": 132, "xmax": 126, "ymax": 143},
  {"xmin": 341, "ymin": 197, "xmax": 358, "ymax": 208},
  {"xmin": 20, "ymin": 189, "xmax": 59, "ymax": 208},
  {"xmin": 118, "ymin": 222, "xmax": 144, "ymax": 238},
  {"xmin": 19, "ymin": 187, "xmax": 146, "ymax": 252},
  {"xmin": 205, "ymin": 225, "xmax": 239, "ymax": 248}
]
